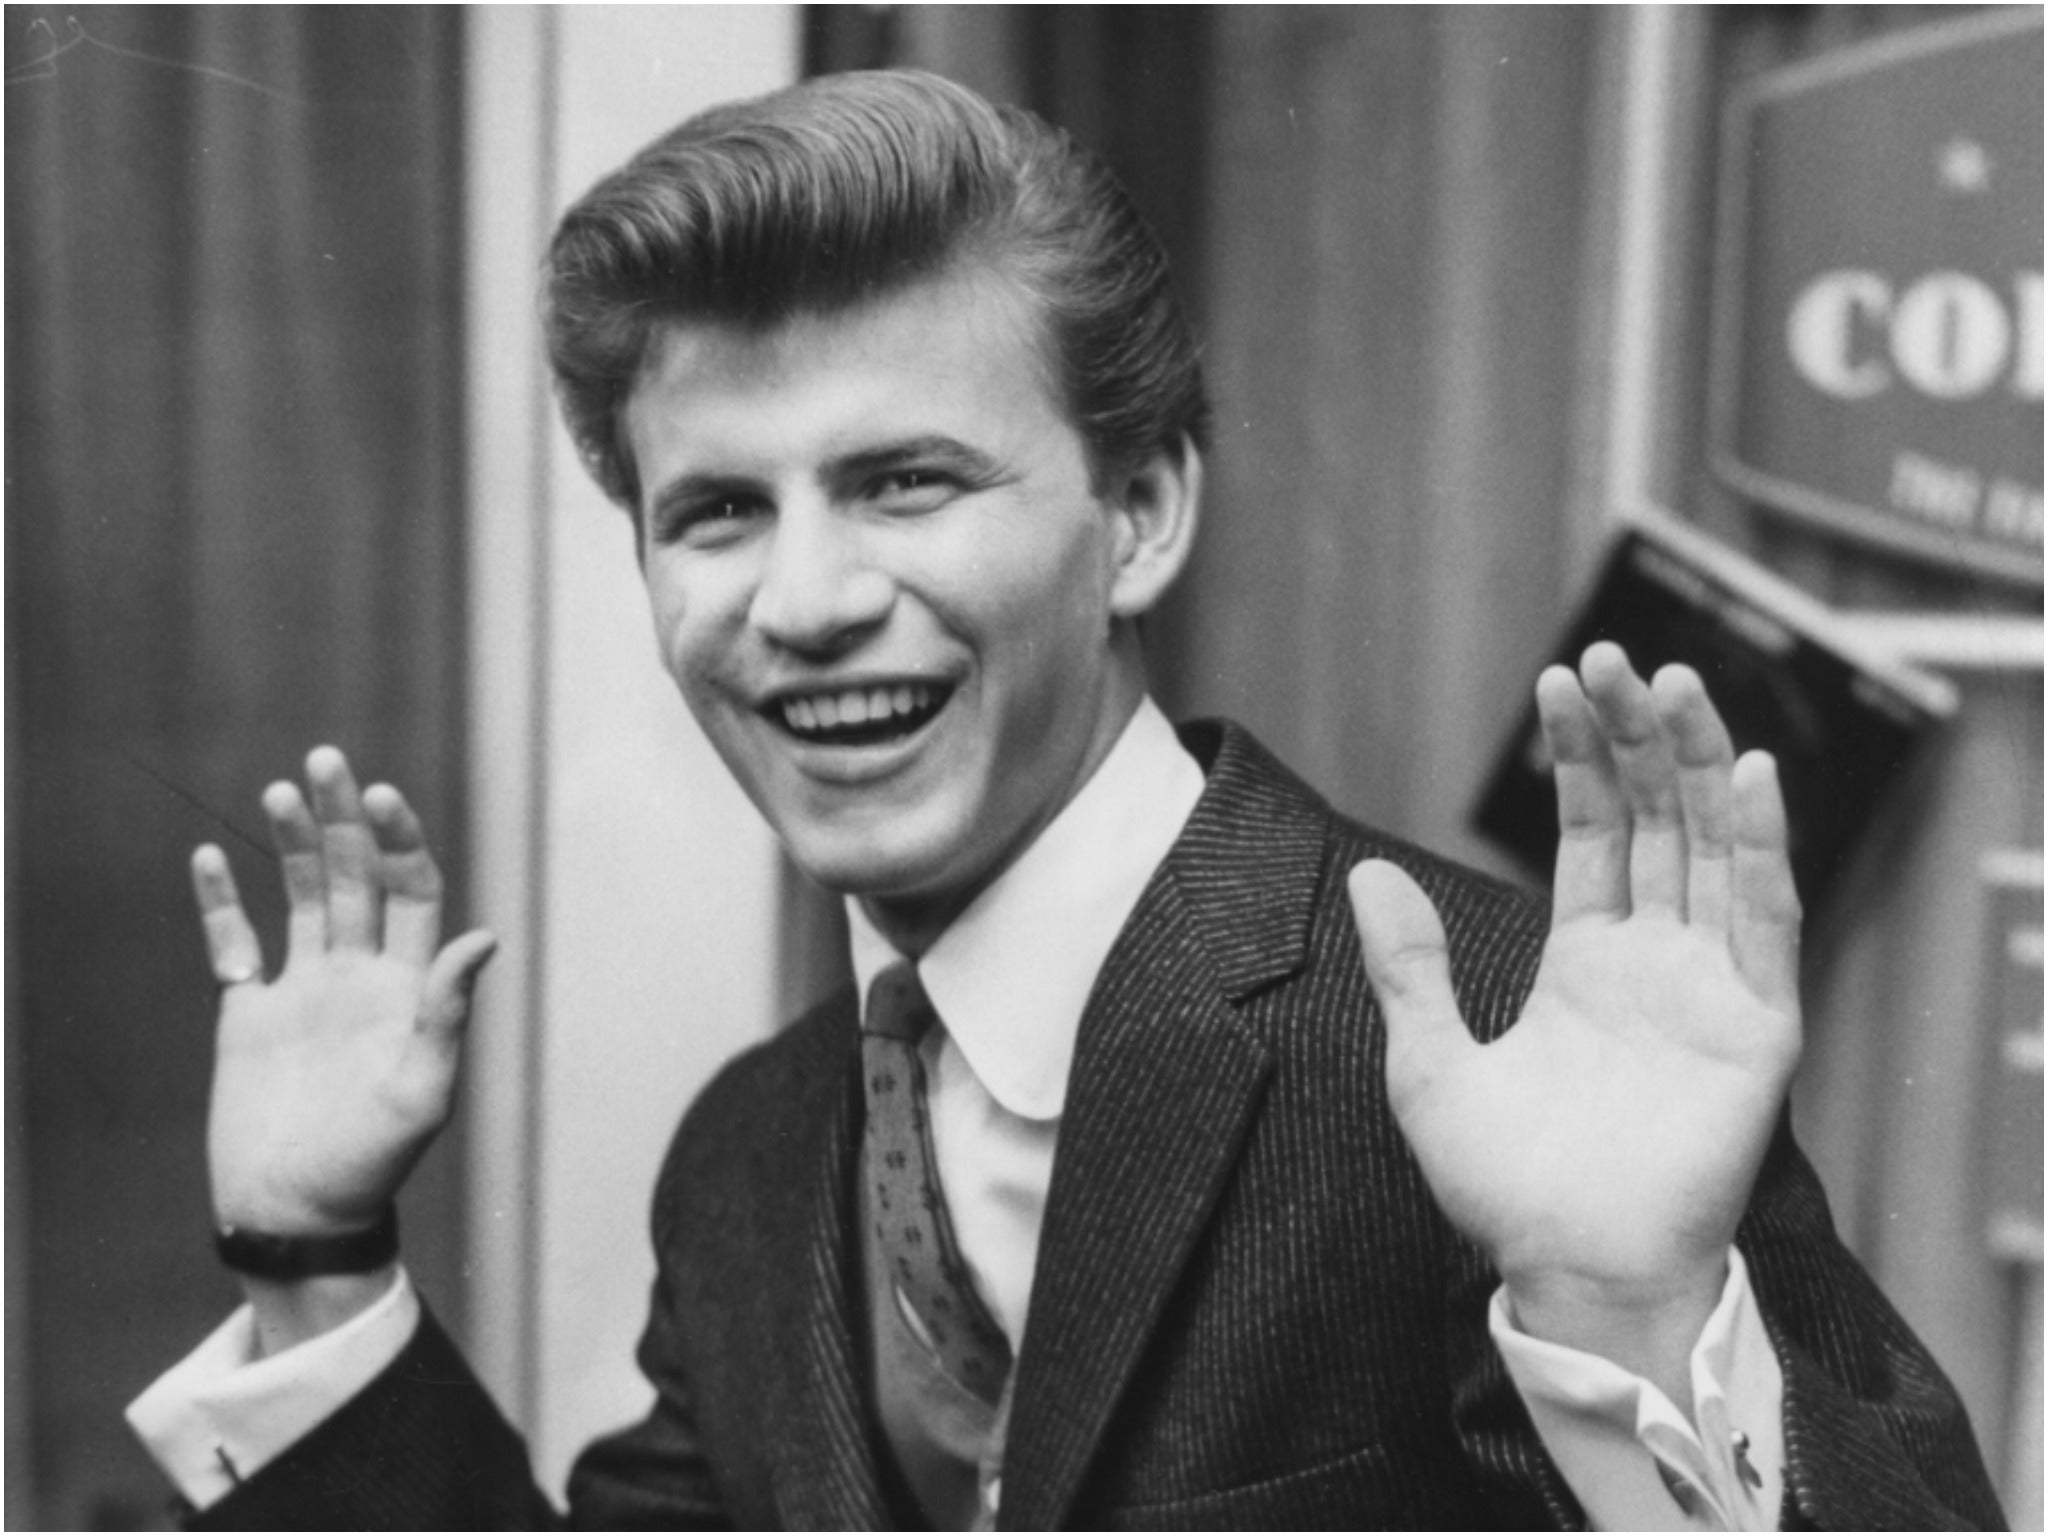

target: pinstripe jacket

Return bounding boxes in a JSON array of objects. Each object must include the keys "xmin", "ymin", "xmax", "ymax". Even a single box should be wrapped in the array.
[{"xmin": 197, "ymin": 720, "xmax": 2003, "ymax": 1530}]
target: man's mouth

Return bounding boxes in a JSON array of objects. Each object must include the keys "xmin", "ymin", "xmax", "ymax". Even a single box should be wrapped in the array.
[{"xmin": 770, "ymin": 682, "xmax": 951, "ymax": 747}]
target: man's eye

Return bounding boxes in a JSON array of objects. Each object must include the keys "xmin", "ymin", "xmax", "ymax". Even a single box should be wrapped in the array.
[
  {"xmin": 868, "ymin": 469, "xmax": 957, "ymax": 509},
  {"xmin": 656, "ymin": 496, "xmax": 767, "ymax": 546}
]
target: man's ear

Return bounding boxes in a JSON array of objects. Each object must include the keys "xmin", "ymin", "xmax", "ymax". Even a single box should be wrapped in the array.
[{"xmin": 1107, "ymin": 436, "xmax": 1203, "ymax": 619}]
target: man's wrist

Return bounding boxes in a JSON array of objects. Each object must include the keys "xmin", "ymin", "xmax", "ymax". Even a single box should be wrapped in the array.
[
  {"xmin": 1490, "ymin": 1251, "xmax": 1785, "ymax": 1532},
  {"xmin": 1502, "ymin": 1256, "xmax": 1729, "ymax": 1417},
  {"xmin": 242, "ymin": 1263, "xmax": 402, "ymax": 1359}
]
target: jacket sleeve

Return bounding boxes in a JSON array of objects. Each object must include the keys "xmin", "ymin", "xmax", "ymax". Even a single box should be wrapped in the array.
[
  {"xmin": 186, "ymin": 1308, "xmax": 555, "ymax": 1531},
  {"xmin": 187, "ymin": 1278, "xmax": 733, "ymax": 1532}
]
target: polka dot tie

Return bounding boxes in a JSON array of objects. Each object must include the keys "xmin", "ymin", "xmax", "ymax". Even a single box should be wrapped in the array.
[{"xmin": 862, "ymin": 961, "xmax": 1014, "ymax": 1407}]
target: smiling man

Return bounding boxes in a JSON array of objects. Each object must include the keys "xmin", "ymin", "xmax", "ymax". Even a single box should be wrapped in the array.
[
  {"xmin": 623, "ymin": 264, "xmax": 1187, "ymax": 948},
  {"xmin": 130, "ymin": 71, "xmax": 1999, "ymax": 1530}
]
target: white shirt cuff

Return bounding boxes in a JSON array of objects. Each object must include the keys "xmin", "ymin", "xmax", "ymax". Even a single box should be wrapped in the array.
[
  {"xmin": 125, "ymin": 1268, "xmax": 421, "ymax": 1510},
  {"xmin": 1490, "ymin": 1248, "xmax": 1784, "ymax": 1531}
]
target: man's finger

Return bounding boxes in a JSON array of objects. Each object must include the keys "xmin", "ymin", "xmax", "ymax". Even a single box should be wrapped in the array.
[
  {"xmin": 1652, "ymin": 665, "xmax": 1735, "ymax": 939},
  {"xmin": 1347, "ymin": 860, "xmax": 1475, "ymax": 1122},
  {"xmin": 191, "ymin": 844, "xmax": 266, "ymax": 986},
  {"xmin": 263, "ymin": 780, "xmax": 327, "ymax": 963},
  {"xmin": 420, "ymin": 929, "xmax": 499, "ymax": 1040},
  {"xmin": 1536, "ymin": 665, "xmax": 1628, "ymax": 926},
  {"xmin": 1730, "ymin": 752, "xmax": 1802, "ymax": 1016},
  {"xmin": 366, "ymin": 784, "xmax": 443, "ymax": 969},
  {"xmin": 307, "ymin": 746, "xmax": 379, "ymax": 953},
  {"xmin": 1580, "ymin": 643, "xmax": 1683, "ymax": 919}
]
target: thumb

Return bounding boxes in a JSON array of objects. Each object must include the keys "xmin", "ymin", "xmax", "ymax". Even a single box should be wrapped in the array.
[
  {"xmin": 1347, "ymin": 860, "xmax": 1474, "ymax": 1110},
  {"xmin": 420, "ymin": 929, "xmax": 498, "ymax": 1039}
]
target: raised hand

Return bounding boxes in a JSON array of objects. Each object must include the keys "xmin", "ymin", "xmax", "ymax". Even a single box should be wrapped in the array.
[
  {"xmin": 1347, "ymin": 643, "xmax": 1803, "ymax": 1400},
  {"xmin": 194, "ymin": 747, "xmax": 496, "ymax": 1243}
]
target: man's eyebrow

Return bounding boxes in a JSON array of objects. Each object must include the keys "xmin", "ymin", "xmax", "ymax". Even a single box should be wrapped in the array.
[{"xmin": 829, "ymin": 436, "xmax": 1008, "ymax": 484}]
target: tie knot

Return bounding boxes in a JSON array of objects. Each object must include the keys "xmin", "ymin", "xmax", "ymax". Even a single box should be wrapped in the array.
[{"xmin": 864, "ymin": 961, "xmax": 936, "ymax": 1042}]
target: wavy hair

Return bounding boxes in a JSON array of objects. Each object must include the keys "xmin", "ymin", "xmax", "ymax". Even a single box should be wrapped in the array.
[{"xmin": 544, "ymin": 69, "xmax": 1210, "ymax": 511}]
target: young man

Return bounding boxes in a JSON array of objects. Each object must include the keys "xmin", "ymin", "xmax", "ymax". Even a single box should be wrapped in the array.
[{"xmin": 132, "ymin": 71, "xmax": 1999, "ymax": 1529}]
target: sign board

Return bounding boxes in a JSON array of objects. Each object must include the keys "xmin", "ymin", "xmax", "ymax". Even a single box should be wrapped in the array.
[{"xmin": 1710, "ymin": 10, "xmax": 2043, "ymax": 586}]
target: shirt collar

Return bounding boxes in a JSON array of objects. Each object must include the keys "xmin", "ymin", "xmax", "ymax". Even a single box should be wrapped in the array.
[{"xmin": 846, "ymin": 697, "xmax": 1205, "ymax": 1120}]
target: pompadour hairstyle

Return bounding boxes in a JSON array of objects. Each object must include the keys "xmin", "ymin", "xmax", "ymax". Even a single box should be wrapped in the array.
[{"xmin": 543, "ymin": 69, "xmax": 1211, "ymax": 511}]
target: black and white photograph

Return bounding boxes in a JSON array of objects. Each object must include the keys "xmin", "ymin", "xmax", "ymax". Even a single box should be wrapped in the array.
[{"xmin": 6, "ymin": 6, "xmax": 2041, "ymax": 1529}]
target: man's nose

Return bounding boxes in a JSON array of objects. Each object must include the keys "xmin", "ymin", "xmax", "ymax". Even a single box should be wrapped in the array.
[{"xmin": 746, "ymin": 503, "xmax": 893, "ymax": 654}]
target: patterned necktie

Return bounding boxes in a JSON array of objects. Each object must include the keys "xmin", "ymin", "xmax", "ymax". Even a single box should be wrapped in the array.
[{"xmin": 862, "ymin": 961, "xmax": 1015, "ymax": 1406}]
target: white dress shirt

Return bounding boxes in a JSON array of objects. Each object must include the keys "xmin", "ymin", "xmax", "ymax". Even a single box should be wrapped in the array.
[{"xmin": 130, "ymin": 696, "xmax": 1783, "ymax": 1529}]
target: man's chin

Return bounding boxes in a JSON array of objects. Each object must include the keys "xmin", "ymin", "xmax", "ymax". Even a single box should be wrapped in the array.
[
  {"xmin": 788, "ymin": 846, "xmax": 950, "ymax": 902},
  {"xmin": 779, "ymin": 824, "xmax": 988, "ymax": 924}
]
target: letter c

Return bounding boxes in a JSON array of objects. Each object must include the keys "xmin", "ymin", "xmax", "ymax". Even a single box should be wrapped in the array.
[{"xmin": 1787, "ymin": 270, "xmax": 1891, "ymax": 400}]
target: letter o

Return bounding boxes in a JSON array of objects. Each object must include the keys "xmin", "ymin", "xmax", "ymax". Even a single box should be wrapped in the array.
[{"xmin": 1891, "ymin": 271, "xmax": 2010, "ymax": 399}]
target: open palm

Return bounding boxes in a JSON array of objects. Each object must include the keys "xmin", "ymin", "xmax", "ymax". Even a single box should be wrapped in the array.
[
  {"xmin": 194, "ymin": 748, "xmax": 496, "ymax": 1236},
  {"xmin": 1348, "ymin": 644, "xmax": 1802, "ymax": 1381}
]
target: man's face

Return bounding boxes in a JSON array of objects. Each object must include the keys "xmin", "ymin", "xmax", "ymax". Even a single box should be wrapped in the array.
[{"xmin": 623, "ymin": 267, "xmax": 1159, "ymax": 938}]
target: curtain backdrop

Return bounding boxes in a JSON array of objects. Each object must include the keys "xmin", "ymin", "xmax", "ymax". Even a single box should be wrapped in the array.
[
  {"xmin": 6, "ymin": 10, "xmax": 466, "ymax": 1525},
  {"xmin": 1150, "ymin": 8, "xmax": 1603, "ymax": 867}
]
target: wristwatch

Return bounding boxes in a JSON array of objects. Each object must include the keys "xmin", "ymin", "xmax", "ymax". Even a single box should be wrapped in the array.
[{"xmin": 214, "ymin": 1206, "xmax": 399, "ymax": 1280}]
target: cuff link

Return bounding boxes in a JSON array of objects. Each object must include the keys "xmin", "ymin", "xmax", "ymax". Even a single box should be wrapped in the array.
[{"xmin": 1731, "ymin": 1428, "xmax": 1764, "ymax": 1492}]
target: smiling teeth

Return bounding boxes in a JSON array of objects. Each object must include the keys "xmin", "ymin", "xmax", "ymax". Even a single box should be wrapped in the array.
[{"xmin": 780, "ymin": 684, "xmax": 937, "ymax": 738}]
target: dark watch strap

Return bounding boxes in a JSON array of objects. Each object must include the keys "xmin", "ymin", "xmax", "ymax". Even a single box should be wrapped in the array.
[{"xmin": 215, "ymin": 1206, "xmax": 399, "ymax": 1279}]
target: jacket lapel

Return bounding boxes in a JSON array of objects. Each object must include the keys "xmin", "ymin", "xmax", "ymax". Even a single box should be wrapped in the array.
[
  {"xmin": 762, "ymin": 993, "xmax": 896, "ymax": 1531},
  {"xmin": 998, "ymin": 722, "xmax": 1334, "ymax": 1530}
]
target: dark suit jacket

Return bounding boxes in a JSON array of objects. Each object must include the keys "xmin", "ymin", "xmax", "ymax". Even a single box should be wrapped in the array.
[{"xmin": 198, "ymin": 720, "xmax": 2004, "ymax": 1530}]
